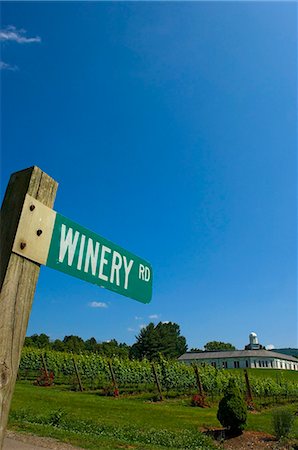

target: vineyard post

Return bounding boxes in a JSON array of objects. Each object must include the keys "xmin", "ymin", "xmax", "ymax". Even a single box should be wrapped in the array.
[
  {"xmin": 193, "ymin": 364, "xmax": 204, "ymax": 396},
  {"xmin": 0, "ymin": 167, "xmax": 58, "ymax": 448},
  {"xmin": 244, "ymin": 369, "xmax": 254, "ymax": 409},
  {"xmin": 151, "ymin": 363, "xmax": 163, "ymax": 401},
  {"xmin": 72, "ymin": 356, "xmax": 84, "ymax": 392},
  {"xmin": 41, "ymin": 352, "xmax": 49, "ymax": 379},
  {"xmin": 108, "ymin": 359, "xmax": 119, "ymax": 396}
]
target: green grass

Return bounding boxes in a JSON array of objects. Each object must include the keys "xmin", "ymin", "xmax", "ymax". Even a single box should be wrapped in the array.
[
  {"xmin": 8, "ymin": 381, "xmax": 298, "ymax": 450},
  {"xmin": 228, "ymin": 368, "xmax": 298, "ymax": 382}
]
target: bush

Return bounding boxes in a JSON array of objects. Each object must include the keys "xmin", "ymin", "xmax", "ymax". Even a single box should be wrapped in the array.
[
  {"xmin": 217, "ymin": 379, "xmax": 247, "ymax": 435},
  {"xmin": 191, "ymin": 394, "xmax": 206, "ymax": 407},
  {"xmin": 272, "ymin": 408, "xmax": 294, "ymax": 440}
]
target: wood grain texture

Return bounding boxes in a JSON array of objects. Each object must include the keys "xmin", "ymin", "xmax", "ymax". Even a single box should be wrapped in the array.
[{"xmin": 0, "ymin": 167, "xmax": 58, "ymax": 448}]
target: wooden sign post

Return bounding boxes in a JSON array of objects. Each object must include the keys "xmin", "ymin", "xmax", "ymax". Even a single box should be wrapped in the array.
[
  {"xmin": 0, "ymin": 165, "xmax": 152, "ymax": 448},
  {"xmin": 0, "ymin": 167, "xmax": 58, "ymax": 448}
]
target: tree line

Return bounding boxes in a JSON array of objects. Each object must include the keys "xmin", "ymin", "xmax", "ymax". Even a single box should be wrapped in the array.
[{"xmin": 24, "ymin": 321, "xmax": 235, "ymax": 360}]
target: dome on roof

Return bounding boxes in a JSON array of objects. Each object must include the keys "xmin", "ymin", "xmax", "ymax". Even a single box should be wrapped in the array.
[{"xmin": 249, "ymin": 332, "xmax": 259, "ymax": 345}]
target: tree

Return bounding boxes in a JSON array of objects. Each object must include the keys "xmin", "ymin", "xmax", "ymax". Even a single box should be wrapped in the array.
[
  {"xmin": 217, "ymin": 378, "xmax": 247, "ymax": 435},
  {"xmin": 130, "ymin": 322, "xmax": 187, "ymax": 361},
  {"xmin": 24, "ymin": 333, "xmax": 50, "ymax": 349},
  {"xmin": 63, "ymin": 335, "xmax": 85, "ymax": 353},
  {"xmin": 52, "ymin": 339, "xmax": 65, "ymax": 352},
  {"xmin": 85, "ymin": 337, "xmax": 97, "ymax": 352},
  {"xmin": 204, "ymin": 341, "xmax": 236, "ymax": 352}
]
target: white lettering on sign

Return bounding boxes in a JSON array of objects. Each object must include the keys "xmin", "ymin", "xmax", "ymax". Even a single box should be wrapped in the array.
[
  {"xmin": 98, "ymin": 245, "xmax": 111, "ymax": 282},
  {"xmin": 77, "ymin": 234, "xmax": 86, "ymax": 270},
  {"xmin": 110, "ymin": 251, "xmax": 122, "ymax": 286},
  {"xmin": 59, "ymin": 225, "xmax": 80, "ymax": 266},
  {"xmin": 84, "ymin": 238, "xmax": 99, "ymax": 276},
  {"xmin": 123, "ymin": 256, "xmax": 134, "ymax": 290},
  {"xmin": 139, "ymin": 264, "xmax": 151, "ymax": 281},
  {"xmin": 58, "ymin": 224, "xmax": 136, "ymax": 291}
]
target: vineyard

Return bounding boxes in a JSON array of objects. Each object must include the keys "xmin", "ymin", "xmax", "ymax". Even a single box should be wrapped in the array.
[{"xmin": 19, "ymin": 347, "xmax": 298, "ymax": 403}]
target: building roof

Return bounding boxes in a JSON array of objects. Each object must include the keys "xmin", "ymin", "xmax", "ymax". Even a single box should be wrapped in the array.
[{"xmin": 178, "ymin": 349, "xmax": 298, "ymax": 363}]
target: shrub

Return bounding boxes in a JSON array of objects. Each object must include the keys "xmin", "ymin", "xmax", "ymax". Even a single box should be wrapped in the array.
[
  {"xmin": 191, "ymin": 394, "xmax": 206, "ymax": 407},
  {"xmin": 272, "ymin": 408, "xmax": 294, "ymax": 440},
  {"xmin": 47, "ymin": 408, "xmax": 67, "ymax": 426},
  {"xmin": 217, "ymin": 378, "xmax": 247, "ymax": 435}
]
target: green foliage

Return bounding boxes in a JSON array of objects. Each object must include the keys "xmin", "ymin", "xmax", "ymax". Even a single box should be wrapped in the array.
[
  {"xmin": 24, "ymin": 334, "xmax": 130, "ymax": 358},
  {"xmin": 204, "ymin": 341, "xmax": 236, "ymax": 351},
  {"xmin": 10, "ymin": 407, "xmax": 216, "ymax": 449},
  {"xmin": 130, "ymin": 322, "xmax": 187, "ymax": 361},
  {"xmin": 217, "ymin": 379, "xmax": 247, "ymax": 433},
  {"xmin": 272, "ymin": 408, "xmax": 295, "ymax": 440},
  {"xmin": 19, "ymin": 348, "xmax": 298, "ymax": 400},
  {"xmin": 48, "ymin": 408, "xmax": 67, "ymax": 426},
  {"xmin": 24, "ymin": 333, "xmax": 50, "ymax": 349},
  {"xmin": 62, "ymin": 335, "xmax": 85, "ymax": 353}
]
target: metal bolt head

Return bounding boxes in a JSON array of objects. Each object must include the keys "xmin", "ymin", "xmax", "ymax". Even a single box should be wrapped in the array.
[
  {"xmin": 29, "ymin": 204, "xmax": 35, "ymax": 211},
  {"xmin": 36, "ymin": 229, "xmax": 43, "ymax": 236},
  {"xmin": 20, "ymin": 242, "xmax": 26, "ymax": 250}
]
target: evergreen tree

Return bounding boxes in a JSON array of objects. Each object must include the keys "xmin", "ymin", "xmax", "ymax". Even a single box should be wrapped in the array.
[
  {"xmin": 217, "ymin": 379, "xmax": 247, "ymax": 435},
  {"xmin": 130, "ymin": 322, "xmax": 187, "ymax": 360}
]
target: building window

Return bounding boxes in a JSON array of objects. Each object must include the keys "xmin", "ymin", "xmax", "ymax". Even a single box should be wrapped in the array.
[
  {"xmin": 245, "ymin": 360, "xmax": 249, "ymax": 368},
  {"xmin": 234, "ymin": 361, "xmax": 240, "ymax": 369},
  {"xmin": 265, "ymin": 361, "xmax": 268, "ymax": 368},
  {"xmin": 211, "ymin": 362, "xmax": 216, "ymax": 368}
]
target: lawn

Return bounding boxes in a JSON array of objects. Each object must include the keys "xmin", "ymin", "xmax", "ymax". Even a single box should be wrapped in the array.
[
  {"xmin": 230, "ymin": 368, "xmax": 298, "ymax": 382},
  {"xmin": 8, "ymin": 381, "xmax": 298, "ymax": 450}
]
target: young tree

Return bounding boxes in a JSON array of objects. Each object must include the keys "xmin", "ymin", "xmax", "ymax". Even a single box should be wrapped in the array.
[
  {"xmin": 217, "ymin": 379, "xmax": 247, "ymax": 435},
  {"xmin": 130, "ymin": 322, "xmax": 187, "ymax": 360}
]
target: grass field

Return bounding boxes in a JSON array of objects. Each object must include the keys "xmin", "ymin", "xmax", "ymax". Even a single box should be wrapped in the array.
[
  {"xmin": 8, "ymin": 381, "xmax": 298, "ymax": 450},
  {"xmin": 230, "ymin": 368, "xmax": 298, "ymax": 382}
]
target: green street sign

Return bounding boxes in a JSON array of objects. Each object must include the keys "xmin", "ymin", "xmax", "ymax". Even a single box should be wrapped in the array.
[
  {"xmin": 47, "ymin": 213, "xmax": 152, "ymax": 303},
  {"xmin": 13, "ymin": 195, "xmax": 152, "ymax": 304}
]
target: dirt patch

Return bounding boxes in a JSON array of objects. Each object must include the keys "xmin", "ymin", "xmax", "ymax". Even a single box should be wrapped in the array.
[
  {"xmin": 5, "ymin": 430, "xmax": 84, "ymax": 450},
  {"xmin": 222, "ymin": 430, "xmax": 281, "ymax": 449},
  {"xmin": 202, "ymin": 428, "xmax": 297, "ymax": 449}
]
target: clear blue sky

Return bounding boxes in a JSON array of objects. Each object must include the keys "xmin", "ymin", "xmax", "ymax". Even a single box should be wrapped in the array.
[{"xmin": 1, "ymin": 2, "xmax": 297, "ymax": 350}]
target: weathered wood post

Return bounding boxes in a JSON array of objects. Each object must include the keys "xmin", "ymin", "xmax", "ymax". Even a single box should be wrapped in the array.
[
  {"xmin": 0, "ymin": 166, "xmax": 58, "ymax": 448},
  {"xmin": 72, "ymin": 355, "xmax": 84, "ymax": 392},
  {"xmin": 108, "ymin": 359, "xmax": 119, "ymax": 396},
  {"xmin": 41, "ymin": 352, "xmax": 49, "ymax": 379},
  {"xmin": 244, "ymin": 369, "xmax": 254, "ymax": 409},
  {"xmin": 151, "ymin": 363, "xmax": 163, "ymax": 401}
]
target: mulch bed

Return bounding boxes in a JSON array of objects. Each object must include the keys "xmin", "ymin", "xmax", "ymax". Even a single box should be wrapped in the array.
[{"xmin": 201, "ymin": 428, "xmax": 298, "ymax": 449}]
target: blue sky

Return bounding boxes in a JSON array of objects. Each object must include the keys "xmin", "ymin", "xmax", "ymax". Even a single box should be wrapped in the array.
[{"xmin": 1, "ymin": 2, "xmax": 297, "ymax": 350}]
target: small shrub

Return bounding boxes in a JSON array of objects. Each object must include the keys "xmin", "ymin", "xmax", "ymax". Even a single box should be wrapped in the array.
[
  {"xmin": 272, "ymin": 408, "xmax": 294, "ymax": 440},
  {"xmin": 151, "ymin": 394, "xmax": 162, "ymax": 402},
  {"xmin": 34, "ymin": 369, "xmax": 54, "ymax": 387},
  {"xmin": 217, "ymin": 378, "xmax": 247, "ymax": 435},
  {"xmin": 102, "ymin": 384, "xmax": 115, "ymax": 396},
  {"xmin": 191, "ymin": 394, "xmax": 206, "ymax": 407},
  {"xmin": 49, "ymin": 408, "xmax": 67, "ymax": 426}
]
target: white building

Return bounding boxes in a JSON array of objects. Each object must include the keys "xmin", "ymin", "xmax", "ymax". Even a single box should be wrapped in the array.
[{"xmin": 178, "ymin": 333, "xmax": 298, "ymax": 371}]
